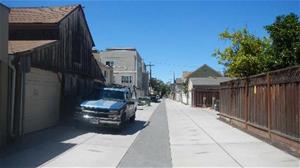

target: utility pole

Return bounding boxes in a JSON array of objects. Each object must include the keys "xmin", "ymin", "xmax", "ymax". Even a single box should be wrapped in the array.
[
  {"xmin": 146, "ymin": 62, "xmax": 154, "ymax": 94},
  {"xmin": 173, "ymin": 72, "xmax": 175, "ymax": 83},
  {"xmin": 146, "ymin": 62, "xmax": 154, "ymax": 85}
]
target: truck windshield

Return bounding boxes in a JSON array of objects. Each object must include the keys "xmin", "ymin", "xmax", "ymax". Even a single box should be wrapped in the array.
[
  {"xmin": 88, "ymin": 88, "xmax": 125, "ymax": 101},
  {"xmin": 102, "ymin": 90, "xmax": 125, "ymax": 100}
]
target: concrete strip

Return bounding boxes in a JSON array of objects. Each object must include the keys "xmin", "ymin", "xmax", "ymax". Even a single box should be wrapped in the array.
[
  {"xmin": 166, "ymin": 99, "xmax": 240, "ymax": 167},
  {"xmin": 166, "ymin": 99, "xmax": 300, "ymax": 167}
]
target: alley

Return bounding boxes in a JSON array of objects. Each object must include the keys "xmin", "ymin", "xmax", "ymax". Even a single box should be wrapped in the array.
[
  {"xmin": 0, "ymin": 103, "xmax": 159, "ymax": 167},
  {"xmin": 0, "ymin": 99, "xmax": 299, "ymax": 167}
]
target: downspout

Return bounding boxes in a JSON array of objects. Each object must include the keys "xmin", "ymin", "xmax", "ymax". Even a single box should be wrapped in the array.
[
  {"xmin": 8, "ymin": 56, "xmax": 16, "ymax": 138},
  {"xmin": 19, "ymin": 72, "xmax": 25, "ymax": 136}
]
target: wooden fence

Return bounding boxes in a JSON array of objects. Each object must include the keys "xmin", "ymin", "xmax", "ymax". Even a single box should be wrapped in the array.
[{"xmin": 219, "ymin": 66, "xmax": 300, "ymax": 153}]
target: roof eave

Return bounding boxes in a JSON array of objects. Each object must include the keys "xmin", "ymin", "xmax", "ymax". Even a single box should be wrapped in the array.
[{"xmin": 9, "ymin": 40, "xmax": 59, "ymax": 55}]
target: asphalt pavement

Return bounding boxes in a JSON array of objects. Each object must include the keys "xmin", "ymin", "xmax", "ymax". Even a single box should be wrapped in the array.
[{"xmin": 118, "ymin": 100, "xmax": 172, "ymax": 167}]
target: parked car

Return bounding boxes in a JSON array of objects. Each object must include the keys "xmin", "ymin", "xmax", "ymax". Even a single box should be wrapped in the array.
[
  {"xmin": 138, "ymin": 97, "xmax": 151, "ymax": 106},
  {"xmin": 150, "ymin": 95, "xmax": 159, "ymax": 102},
  {"xmin": 74, "ymin": 87, "xmax": 137, "ymax": 129}
]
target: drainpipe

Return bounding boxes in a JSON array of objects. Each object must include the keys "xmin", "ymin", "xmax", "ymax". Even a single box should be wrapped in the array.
[
  {"xmin": 19, "ymin": 72, "xmax": 25, "ymax": 136},
  {"xmin": 8, "ymin": 56, "xmax": 16, "ymax": 138}
]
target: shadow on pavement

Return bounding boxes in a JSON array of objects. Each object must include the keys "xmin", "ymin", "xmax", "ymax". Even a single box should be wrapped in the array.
[
  {"xmin": 0, "ymin": 125, "xmax": 86, "ymax": 167},
  {"xmin": 0, "ymin": 118, "xmax": 149, "ymax": 167},
  {"xmin": 76, "ymin": 120, "xmax": 149, "ymax": 136}
]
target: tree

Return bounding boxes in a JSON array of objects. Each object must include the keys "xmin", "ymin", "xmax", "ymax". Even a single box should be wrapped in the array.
[
  {"xmin": 213, "ymin": 28, "xmax": 272, "ymax": 77},
  {"xmin": 265, "ymin": 13, "xmax": 300, "ymax": 69},
  {"xmin": 182, "ymin": 80, "xmax": 188, "ymax": 94},
  {"xmin": 150, "ymin": 78, "xmax": 170, "ymax": 96}
]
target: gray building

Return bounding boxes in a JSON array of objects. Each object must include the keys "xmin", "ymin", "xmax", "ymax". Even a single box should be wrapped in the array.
[
  {"xmin": 0, "ymin": 3, "xmax": 9, "ymax": 148},
  {"xmin": 141, "ymin": 62, "xmax": 149, "ymax": 96},
  {"xmin": 98, "ymin": 48, "xmax": 149, "ymax": 97},
  {"xmin": 93, "ymin": 53, "xmax": 114, "ymax": 85}
]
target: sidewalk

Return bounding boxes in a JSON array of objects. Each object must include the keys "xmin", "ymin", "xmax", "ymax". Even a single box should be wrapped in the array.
[{"xmin": 165, "ymin": 99, "xmax": 300, "ymax": 167}]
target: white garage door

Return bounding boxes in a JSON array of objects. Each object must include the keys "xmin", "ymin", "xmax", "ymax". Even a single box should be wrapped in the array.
[{"xmin": 24, "ymin": 68, "xmax": 61, "ymax": 134}]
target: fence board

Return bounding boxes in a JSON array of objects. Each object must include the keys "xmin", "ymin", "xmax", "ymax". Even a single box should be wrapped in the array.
[{"xmin": 220, "ymin": 66, "xmax": 300, "ymax": 149}]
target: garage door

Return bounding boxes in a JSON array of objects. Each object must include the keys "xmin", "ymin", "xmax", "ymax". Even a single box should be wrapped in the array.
[{"xmin": 24, "ymin": 68, "xmax": 61, "ymax": 134}]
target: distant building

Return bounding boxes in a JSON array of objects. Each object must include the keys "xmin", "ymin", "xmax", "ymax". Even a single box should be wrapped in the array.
[
  {"xmin": 94, "ymin": 53, "xmax": 114, "ymax": 85},
  {"xmin": 141, "ymin": 62, "xmax": 149, "ymax": 96},
  {"xmin": 174, "ymin": 78, "xmax": 184, "ymax": 102},
  {"xmin": 182, "ymin": 71, "xmax": 192, "ymax": 82},
  {"xmin": 187, "ymin": 64, "xmax": 223, "ymax": 78},
  {"xmin": 188, "ymin": 77, "xmax": 233, "ymax": 107},
  {"xmin": 97, "ymin": 48, "xmax": 149, "ymax": 97},
  {"xmin": 186, "ymin": 64, "xmax": 233, "ymax": 107}
]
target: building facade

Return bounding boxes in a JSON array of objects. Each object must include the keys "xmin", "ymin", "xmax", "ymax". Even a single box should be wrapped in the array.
[
  {"xmin": 0, "ymin": 3, "xmax": 9, "ymax": 148},
  {"xmin": 141, "ymin": 62, "xmax": 149, "ymax": 96},
  {"xmin": 188, "ymin": 77, "xmax": 233, "ymax": 107},
  {"xmin": 97, "ymin": 48, "xmax": 148, "ymax": 97},
  {"xmin": 93, "ymin": 53, "xmax": 114, "ymax": 85},
  {"xmin": 186, "ymin": 64, "xmax": 233, "ymax": 107}
]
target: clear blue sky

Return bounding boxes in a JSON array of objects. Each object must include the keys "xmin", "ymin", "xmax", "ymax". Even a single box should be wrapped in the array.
[{"xmin": 3, "ymin": 0, "xmax": 299, "ymax": 82}]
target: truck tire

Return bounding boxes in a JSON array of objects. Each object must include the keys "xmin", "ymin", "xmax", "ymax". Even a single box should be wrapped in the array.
[{"xmin": 129, "ymin": 114, "xmax": 136, "ymax": 123}]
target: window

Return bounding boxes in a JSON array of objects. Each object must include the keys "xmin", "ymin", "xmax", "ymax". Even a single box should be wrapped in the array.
[
  {"xmin": 121, "ymin": 76, "xmax": 132, "ymax": 83},
  {"xmin": 88, "ymin": 88, "xmax": 125, "ymax": 101},
  {"xmin": 106, "ymin": 61, "xmax": 114, "ymax": 67},
  {"xmin": 104, "ymin": 71, "xmax": 107, "ymax": 78}
]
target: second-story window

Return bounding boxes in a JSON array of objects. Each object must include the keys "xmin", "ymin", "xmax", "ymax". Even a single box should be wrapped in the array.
[
  {"xmin": 121, "ymin": 76, "xmax": 132, "ymax": 83},
  {"xmin": 106, "ymin": 61, "xmax": 114, "ymax": 67}
]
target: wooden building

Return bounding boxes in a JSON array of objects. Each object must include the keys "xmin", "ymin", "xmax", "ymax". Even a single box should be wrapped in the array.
[
  {"xmin": 189, "ymin": 77, "xmax": 232, "ymax": 107},
  {"xmin": 187, "ymin": 64, "xmax": 233, "ymax": 108},
  {"xmin": 8, "ymin": 5, "xmax": 104, "ymax": 136},
  {"xmin": 0, "ymin": 3, "xmax": 9, "ymax": 148}
]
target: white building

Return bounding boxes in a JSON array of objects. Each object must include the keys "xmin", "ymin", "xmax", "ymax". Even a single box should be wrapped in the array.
[{"xmin": 97, "ymin": 48, "xmax": 149, "ymax": 97}]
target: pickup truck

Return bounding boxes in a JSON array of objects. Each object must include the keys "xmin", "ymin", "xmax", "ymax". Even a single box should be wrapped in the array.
[{"xmin": 74, "ymin": 87, "xmax": 137, "ymax": 129}]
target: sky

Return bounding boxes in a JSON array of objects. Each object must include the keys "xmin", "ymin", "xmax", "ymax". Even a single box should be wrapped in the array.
[{"xmin": 2, "ymin": 0, "xmax": 299, "ymax": 82}]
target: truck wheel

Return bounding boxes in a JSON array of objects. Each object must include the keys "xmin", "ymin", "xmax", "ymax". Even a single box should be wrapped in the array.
[
  {"xmin": 119, "ymin": 113, "xmax": 126, "ymax": 127},
  {"xmin": 116, "ymin": 114, "xmax": 125, "ymax": 132},
  {"xmin": 130, "ymin": 114, "xmax": 136, "ymax": 123}
]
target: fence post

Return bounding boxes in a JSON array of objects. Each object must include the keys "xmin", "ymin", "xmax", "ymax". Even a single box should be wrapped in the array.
[
  {"xmin": 267, "ymin": 73, "xmax": 272, "ymax": 138},
  {"xmin": 245, "ymin": 79, "xmax": 249, "ymax": 129}
]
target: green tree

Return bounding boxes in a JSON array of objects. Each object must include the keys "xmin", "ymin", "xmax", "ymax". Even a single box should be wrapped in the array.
[
  {"xmin": 213, "ymin": 28, "xmax": 272, "ymax": 77},
  {"xmin": 265, "ymin": 13, "xmax": 300, "ymax": 69},
  {"xmin": 150, "ymin": 78, "xmax": 170, "ymax": 96},
  {"xmin": 182, "ymin": 80, "xmax": 188, "ymax": 94}
]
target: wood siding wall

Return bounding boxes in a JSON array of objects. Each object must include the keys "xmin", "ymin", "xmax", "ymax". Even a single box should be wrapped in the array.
[
  {"xmin": 9, "ymin": 6, "xmax": 104, "ymax": 120},
  {"xmin": 219, "ymin": 66, "xmax": 300, "ymax": 152},
  {"xmin": 192, "ymin": 86, "xmax": 219, "ymax": 107},
  {"xmin": 9, "ymin": 25, "xmax": 58, "ymax": 40},
  {"xmin": 9, "ymin": 7, "xmax": 103, "ymax": 81}
]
